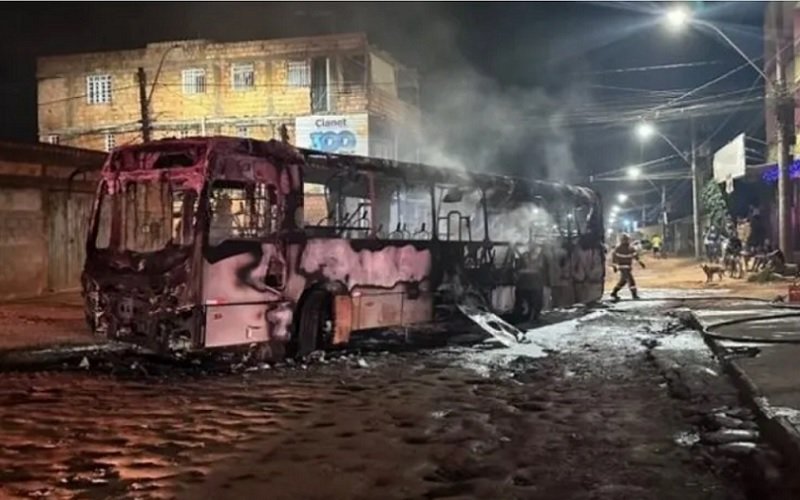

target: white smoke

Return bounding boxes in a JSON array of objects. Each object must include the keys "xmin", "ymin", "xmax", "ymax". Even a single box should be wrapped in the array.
[{"xmin": 414, "ymin": 19, "xmax": 589, "ymax": 184}]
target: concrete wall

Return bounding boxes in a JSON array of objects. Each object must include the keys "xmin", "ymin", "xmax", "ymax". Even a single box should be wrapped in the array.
[
  {"xmin": 0, "ymin": 142, "xmax": 105, "ymax": 300},
  {"xmin": 37, "ymin": 34, "xmax": 421, "ymax": 153},
  {"xmin": 0, "ymin": 188, "xmax": 46, "ymax": 298}
]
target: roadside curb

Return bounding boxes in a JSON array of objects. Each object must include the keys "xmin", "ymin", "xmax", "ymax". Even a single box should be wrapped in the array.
[
  {"xmin": 0, "ymin": 342, "xmax": 128, "ymax": 372},
  {"xmin": 697, "ymin": 314, "xmax": 800, "ymax": 476}
]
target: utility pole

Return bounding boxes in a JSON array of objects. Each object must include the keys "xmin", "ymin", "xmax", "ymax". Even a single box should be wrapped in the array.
[
  {"xmin": 660, "ymin": 184, "xmax": 667, "ymax": 241},
  {"xmin": 774, "ymin": 4, "xmax": 793, "ymax": 259},
  {"xmin": 691, "ymin": 117, "xmax": 702, "ymax": 259},
  {"xmin": 137, "ymin": 67, "xmax": 151, "ymax": 142}
]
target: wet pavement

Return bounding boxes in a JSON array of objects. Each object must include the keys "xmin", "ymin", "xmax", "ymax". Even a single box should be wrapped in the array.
[
  {"xmin": 0, "ymin": 294, "xmax": 794, "ymax": 499},
  {"xmin": 0, "ymin": 292, "xmax": 95, "ymax": 352}
]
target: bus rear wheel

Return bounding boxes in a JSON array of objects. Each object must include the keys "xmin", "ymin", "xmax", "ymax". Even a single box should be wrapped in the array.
[{"xmin": 293, "ymin": 289, "xmax": 332, "ymax": 358}]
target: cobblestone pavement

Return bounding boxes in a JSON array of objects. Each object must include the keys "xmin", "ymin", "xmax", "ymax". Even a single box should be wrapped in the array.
[{"xmin": 0, "ymin": 300, "xmax": 790, "ymax": 499}]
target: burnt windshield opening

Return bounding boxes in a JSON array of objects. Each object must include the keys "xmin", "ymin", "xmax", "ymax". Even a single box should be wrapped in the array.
[
  {"xmin": 152, "ymin": 152, "xmax": 197, "ymax": 169},
  {"xmin": 92, "ymin": 180, "xmax": 198, "ymax": 254}
]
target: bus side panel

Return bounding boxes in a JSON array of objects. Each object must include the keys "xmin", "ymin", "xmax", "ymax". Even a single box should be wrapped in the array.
[
  {"xmin": 299, "ymin": 239, "xmax": 433, "ymax": 290},
  {"xmin": 295, "ymin": 238, "xmax": 434, "ymax": 333},
  {"xmin": 350, "ymin": 285, "xmax": 434, "ymax": 331},
  {"xmin": 202, "ymin": 242, "xmax": 291, "ymax": 347}
]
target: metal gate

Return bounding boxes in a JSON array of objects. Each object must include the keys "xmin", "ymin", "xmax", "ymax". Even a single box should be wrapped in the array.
[{"xmin": 48, "ymin": 191, "xmax": 94, "ymax": 292}]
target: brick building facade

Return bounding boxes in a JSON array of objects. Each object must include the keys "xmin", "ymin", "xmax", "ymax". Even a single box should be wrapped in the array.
[{"xmin": 37, "ymin": 33, "xmax": 421, "ymax": 161}]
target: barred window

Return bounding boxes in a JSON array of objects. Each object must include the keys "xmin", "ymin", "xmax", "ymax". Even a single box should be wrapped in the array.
[
  {"xmin": 287, "ymin": 60, "xmax": 310, "ymax": 87},
  {"xmin": 104, "ymin": 133, "xmax": 115, "ymax": 152},
  {"xmin": 182, "ymin": 68, "xmax": 206, "ymax": 94},
  {"xmin": 179, "ymin": 129, "xmax": 191, "ymax": 139},
  {"xmin": 86, "ymin": 74, "xmax": 112, "ymax": 104},
  {"xmin": 45, "ymin": 135, "xmax": 60, "ymax": 145},
  {"xmin": 231, "ymin": 63, "xmax": 255, "ymax": 91},
  {"xmin": 236, "ymin": 126, "xmax": 249, "ymax": 138}
]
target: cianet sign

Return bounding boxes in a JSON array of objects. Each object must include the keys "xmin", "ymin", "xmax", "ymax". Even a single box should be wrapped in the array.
[{"xmin": 295, "ymin": 114, "xmax": 369, "ymax": 156}]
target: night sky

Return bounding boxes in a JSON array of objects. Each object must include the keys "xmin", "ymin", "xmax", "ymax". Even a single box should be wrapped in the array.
[{"xmin": 0, "ymin": 1, "xmax": 765, "ymax": 218}]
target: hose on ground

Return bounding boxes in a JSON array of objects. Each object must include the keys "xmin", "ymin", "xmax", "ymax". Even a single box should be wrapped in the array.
[
  {"xmin": 702, "ymin": 311, "xmax": 800, "ymax": 344},
  {"xmin": 606, "ymin": 294, "xmax": 800, "ymax": 344}
]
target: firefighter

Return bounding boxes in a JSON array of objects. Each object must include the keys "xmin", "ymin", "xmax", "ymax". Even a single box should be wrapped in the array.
[{"xmin": 610, "ymin": 233, "xmax": 645, "ymax": 301}]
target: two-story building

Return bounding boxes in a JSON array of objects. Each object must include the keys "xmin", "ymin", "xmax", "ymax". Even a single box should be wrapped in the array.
[{"xmin": 37, "ymin": 33, "xmax": 421, "ymax": 161}]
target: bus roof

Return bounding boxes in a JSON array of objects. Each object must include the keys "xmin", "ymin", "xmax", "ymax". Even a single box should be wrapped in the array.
[{"xmin": 103, "ymin": 137, "xmax": 599, "ymax": 206}]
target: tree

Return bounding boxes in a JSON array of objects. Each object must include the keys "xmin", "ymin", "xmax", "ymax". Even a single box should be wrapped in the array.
[{"xmin": 701, "ymin": 179, "xmax": 728, "ymax": 230}]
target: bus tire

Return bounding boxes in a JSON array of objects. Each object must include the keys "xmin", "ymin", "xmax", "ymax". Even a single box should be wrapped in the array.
[{"xmin": 293, "ymin": 289, "xmax": 331, "ymax": 358}]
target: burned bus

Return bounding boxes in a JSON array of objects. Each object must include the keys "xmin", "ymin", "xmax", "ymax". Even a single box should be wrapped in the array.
[{"xmin": 82, "ymin": 137, "xmax": 605, "ymax": 359}]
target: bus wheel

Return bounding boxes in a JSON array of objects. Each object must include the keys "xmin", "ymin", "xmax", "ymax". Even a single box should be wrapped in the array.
[{"xmin": 294, "ymin": 290, "xmax": 332, "ymax": 358}]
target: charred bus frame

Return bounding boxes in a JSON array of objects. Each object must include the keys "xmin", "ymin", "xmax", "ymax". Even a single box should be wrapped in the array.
[{"xmin": 81, "ymin": 137, "xmax": 605, "ymax": 359}]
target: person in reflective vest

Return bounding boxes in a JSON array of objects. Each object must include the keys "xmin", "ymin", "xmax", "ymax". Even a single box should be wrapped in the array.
[{"xmin": 610, "ymin": 233, "xmax": 645, "ymax": 301}]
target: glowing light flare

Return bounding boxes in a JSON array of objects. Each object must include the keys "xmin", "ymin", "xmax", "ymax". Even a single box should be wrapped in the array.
[
  {"xmin": 665, "ymin": 6, "xmax": 691, "ymax": 30},
  {"xmin": 627, "ymin": 166, "xmax": 642, "ymax": 180},
  {"xmin": 617, "ymin": 193, "xmax": 628, "ymax": 203},
  {"xmin": 635, "ymin": 122, "xmax": 656, "ymax": 140}
]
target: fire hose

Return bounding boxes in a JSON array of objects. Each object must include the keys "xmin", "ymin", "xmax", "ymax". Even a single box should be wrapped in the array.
[{"xmin": 613, "ymin": 295, "xmax": 800, "ymax": 344}]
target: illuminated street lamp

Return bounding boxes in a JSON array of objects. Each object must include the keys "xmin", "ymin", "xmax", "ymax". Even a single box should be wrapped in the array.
[
  {"xmin": 627, "ymin": 166, "xmax": 642, "ymax": 180},
  {"xmin": 610, "ymin": 205, "xmax": 620, "ymax": 214},
  {"xmin": 635, "ymin": 122, "xmax": 655, "ymax": 141},
  {"xmin": 664, "ymin": 6, "xmax": 690, "ymax": 30},
  {"xmin": 662, "ymin": 6, "xmax": 769, "ymax": 83},
  {"xmin": 617, "ymin": 193, "xmax": 628, "ymax": 203}
]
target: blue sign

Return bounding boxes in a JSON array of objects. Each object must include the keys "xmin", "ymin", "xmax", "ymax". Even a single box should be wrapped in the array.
[{"xmin": 310, "ymin": 131, "xmax": 358, "ymax": 153}]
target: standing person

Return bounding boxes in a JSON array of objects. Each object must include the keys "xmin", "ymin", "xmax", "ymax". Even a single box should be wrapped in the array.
[
  {"xmin": 651, "ymin": 233, "xmax": 663, "ymax": 259},
  {"xmin": 704, "ymin": 225, "xmax": 720, "ymax": 262},
  {"xmin": 747, "ymin": 205, "xmax": 764, "ymax": 251},
  {"xmin": 610, "ymin": 233, "xmax": 646, "ymax": 301},
  {"xmin": 723, "ymin": 232, "xmax": 744, "ymax": 278},
  {"xmin": 725, "ymin": 214, "xmax": 736, "ymax": 239}
]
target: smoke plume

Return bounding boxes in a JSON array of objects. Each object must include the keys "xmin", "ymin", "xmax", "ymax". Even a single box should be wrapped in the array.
[{"xmin": 413, "ymin": 18, "xmax": 589, "ymax": 184}]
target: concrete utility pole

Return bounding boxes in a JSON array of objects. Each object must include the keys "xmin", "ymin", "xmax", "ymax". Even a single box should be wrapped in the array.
[
  {"xmin": 774, "ymin": 4, "xmax": 794, "ymax": 258},
  {"xmin": 660, "ymin": 184, "xmax": 667, "ymax": 241},
  {"xmin": 137, "ymin": 67, "xmax": 151, "ymax": 142},
  {"xmin": 690, "ymin": 118, "xmax": 701, "ymax": 259}
]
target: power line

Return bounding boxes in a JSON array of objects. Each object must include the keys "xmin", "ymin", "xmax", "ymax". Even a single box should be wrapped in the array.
[{"xmin": 581, "ymin": 60, "xmax": 725, "ymax": 76}]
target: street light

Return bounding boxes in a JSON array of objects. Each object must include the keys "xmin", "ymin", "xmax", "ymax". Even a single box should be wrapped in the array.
[
  {"xmin": 634, "ymin": 122, "xmax": 690, "ymax": 165},
  {"xmin": 617, "ymin": 193, "xmax": 628, "ymax": 203},
  {"xmin": 662, "ymin": 6, "xmax": 769, "ymax": 83},
  {"xmin": 610, "ymin": 205, "xmax": 620, "ymax": 213},
  {"xmin": 635, "ymin": 122, "xmax": 655, "ymax": 141},
  {"xmin": 664, "ymin": 6, "xmax": 690, "ymax": 30},
  {"xmin": 632, "ymin": 120, "xmax": 695, "ymax": 256}
]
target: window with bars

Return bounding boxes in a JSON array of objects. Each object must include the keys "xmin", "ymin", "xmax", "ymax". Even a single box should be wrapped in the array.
[
  {"xmin": 231, "ymin": 63, "xmax": 255, "ymax": 91},
  {"xmin": 182, "ymin": 68, "xmax": 206, "ymax": 94},
  {"xmin": 86, "ymin": 74, "xmax": 112, "ymax": 104},
  {"xmin": 287, "ymin": 60, "xmax": 310, "ymax": 87},
  {"xmin": 236, "ymin": 126, "xmax": 249, "ymax": 138},
  {"xmin": 45, "ymin": 135, "xmax": 59, "ymax": 145},
  {"xmin": 179, "ymin": 129, "xmax": 191, "ymax": 139},
  {"xmin": 104, "ymin": 133, "xmax": 115, "ymax": 152}
]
